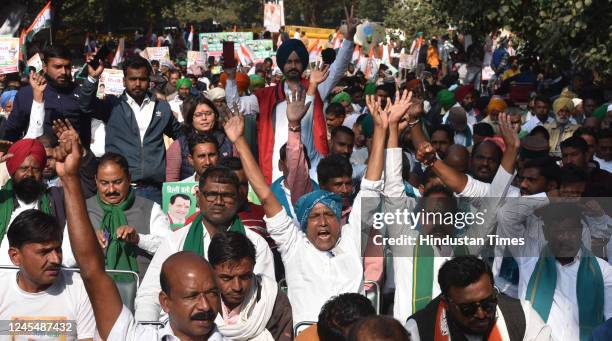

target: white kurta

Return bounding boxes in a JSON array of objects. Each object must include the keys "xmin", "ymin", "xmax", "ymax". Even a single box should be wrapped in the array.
[
  {"xmin": 264, "ymin": 178, "xmax": 383, "ymax": 326},
  {"xmin": 134, "ymin": 221, "xmax": 275, "ymax": 322}
]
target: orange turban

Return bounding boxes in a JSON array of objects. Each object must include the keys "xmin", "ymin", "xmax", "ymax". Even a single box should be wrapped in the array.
[
  {"xmin": 486, "ymin": 96, "xmax": 507, "ymax": 114},
  {"xmin": 220, "ymin": 72, "xmax": 251, "ymax": 93},
  {"xmin": 6, "ymin": 139, "xmax": 47, "ymax": 176}
]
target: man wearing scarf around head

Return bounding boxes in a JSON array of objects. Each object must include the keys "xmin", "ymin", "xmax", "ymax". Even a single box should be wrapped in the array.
[
  {"xmin": 544, "ymin": 97, "xmax": 580, "ymax": 157},
  {"xmin": 85, "ymin": 152, "xmax": 171, "ymax": 278},
  {"xmin": 245, "ymin": 8, "xmax": 359, "ymax": 184},
  {"xmin": 0, "ymin": 138, "xmax": 76, "ymax": 266},
  {"xmin": 135, "ymin": 165, "xmax": 275, "ymax": 322},
  {"xmin": 222, "ymin": 92, "xmax": 385, "ymax": 326},
  {"xmin": 168, "ymin": 77, "xmax": 193, "ymax": 123}
]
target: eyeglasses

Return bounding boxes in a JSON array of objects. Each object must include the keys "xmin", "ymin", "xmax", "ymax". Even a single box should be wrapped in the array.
[
  {"xmin": 202, "ymin": 191, "xmax": 236, "ymax": 203},
  {"xmin": 446, "ymin": 288, "xmax": 498, "ymax": 317},
  {"xmin": 193, "ymin": 111, "xmax": 215, "ymax": 118}
]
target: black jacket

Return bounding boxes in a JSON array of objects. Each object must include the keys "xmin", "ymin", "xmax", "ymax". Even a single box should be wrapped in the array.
[
  {"xmin": 3, "ymin": 83, "xmax": 99, "ymax": 146},
  {"xmin": 79, "ymin": 78, "xmax": 182, "ymax": 183}
]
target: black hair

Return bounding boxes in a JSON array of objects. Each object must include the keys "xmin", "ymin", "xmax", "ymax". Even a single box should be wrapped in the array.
[
  {"xmin": 560, "ymin": 136, "xmax": 588, "ymax": 153},
  {"xmin": 438, "ymin": 255, "xmax": 494, "ymax": 297},
  {"xmin": 42, "ymin": 45, "xmax": 71, "ymax": 64},
  {"xmin": 218, "ymin": 157, "xmax": 243, "ymax": 171},
  {"xmin": 472, "ymin": 140, "xmax": 503, "ymax": 162},
  {"xmin": 264, "ymin": 57, "xmax": 273, "ymax": 64},
  {"xmin": 98, "ymin": 152, "xmax": 130, "ymax": 177},
  {"xmin": 150, "ymin": 60, "xmax": 160, "ymax": 67},
  {"xmin": 472, "ymin": 122, "xmax": 494, "ymax": 137},
  {"xmin": 326, "ymin": 102, "xmax": 346, "ymax": 117},
  {"xmin": 321, "ymin": 48, "xmax": 336, "ymax": 65},
  {"xmin": 540, "ymin": 202, "xmax": 583, "ymax": 227},
  {"xmin": 573, "ymin": 127, "xmax": 597, "ymax": 141},
  {"xmin": 37, "ymin": 134, "xmax": 59, "ymax": 148},
  {"xmin": 122, "ymin": 55, "xmax": 152, "ymax": 77},
  {"xmin": 199, "ymin": 165, "xmax": 240, "ymax": 192},
  {"xmin": 331, "ymin": 126, "xmax": 355, "ymax": 139},
  {"xmin": 170, "ymin": 193, "xmax": 191, "ymax": 204},
  {"xmin": 375, "ymin": 84, "xmax": 391, "ymax": 96},
  {"xmin": 208, "ymin": 231, "xmax": 256, "ymax": 267},
  {"xmin": 279, "ymin": 143, "xmax": 311, "ymax": 168},
  {"xmin": 187, "ymin": 132, "xmax": 219, "ymax": 155},
  {"xmin": 534, "ymin": 94, "xmax": 550, "ymax": 106},
  {"xmin": 317, "ymin": 154, "xmax": 353, "ymax": 185},
  {"xmin": 317, "ymin": 293, "xmax": 375, "ymax": 341},
  {"xmin": 431, "ymin": 124, "xmax": 455, "ymax": 142},
  {"xmin": 529, "ymin": 125, "xmax": 550, "ymax": 141},
  {"xmin": 559, "ymin": 165, "xmax": 587, "ymax": 185},
  {"xmin": 522, "ymin": 157, "xmax": 561, "ymax": 185},
  {"xmin": 182, "ymin": 94, "xmax": 221, "ymax": 131},
  {"xmin": 598, "ymin": 128, "xmax": 612, "ymax": 141},
  {"xmin": 7, "ymin": 210, "xmax": 63, "ymax": 248},
  {"xmin": 347, "ymin": 316, "xmax": 411, "ymax": 341}
]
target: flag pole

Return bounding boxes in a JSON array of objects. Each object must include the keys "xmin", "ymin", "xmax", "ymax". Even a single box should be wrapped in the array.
[{"xmin": 49, "ymin": 28, "xmax": 53, "ymax": 45}]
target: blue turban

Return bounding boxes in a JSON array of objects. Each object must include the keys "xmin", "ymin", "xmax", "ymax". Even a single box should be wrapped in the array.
[
  {"xmin": 295, "ymin": 190, "xmax": 342, "ymax": 231},
  {"xmin": 276, "ymin": 39, "xmax": 309, "ymax": 73},
  {"xmin": 0, "ymin": 90, "xmax": 17, "ymax": 110}
]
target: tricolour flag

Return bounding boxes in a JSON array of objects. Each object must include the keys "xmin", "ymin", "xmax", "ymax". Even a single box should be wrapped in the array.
[
  {"xmin": 23, "ymin": 1, "xmax": 52, "ymax": 43},
  {"xmin": 237, "ymin": 43, "xmax": 255, "ymax": 66},
  {"xmin": 111, "ymin": 38, "xmax": 125, "ymax": 67},
  {"xmin": 308, "ymin": 39, "xmax": 321, "ymax": 63},
  {"xmin": 187, "ymin": 25, "xmax": 194, "ymax": 51},
  {"xmin": 332, "ymin": 31, "xmax": 343, "ymax": 49},
  {"xmin": 351, "ymin": 45, "xmax": 361, "ymax": 63},
  {"xmin": 364, "ymin": 45, "xmax": 375, "ymax": 80}
]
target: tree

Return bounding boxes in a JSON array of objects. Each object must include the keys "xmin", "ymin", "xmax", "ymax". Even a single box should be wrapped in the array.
[
  {"xmin": 384, "ymin": 0, "xmax": 448, "ymax": 40},
  {"xmin": 430, "ymin": 0, "xmax": 612, "ymax": 74}
]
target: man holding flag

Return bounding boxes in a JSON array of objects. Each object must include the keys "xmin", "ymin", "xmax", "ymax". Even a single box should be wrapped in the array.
[{"xmin": 232, "ymin": 6, "xmax": 359, "ymax": 184}]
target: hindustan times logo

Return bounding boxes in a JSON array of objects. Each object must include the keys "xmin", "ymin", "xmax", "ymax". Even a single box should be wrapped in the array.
[{"xmin": 372, "ymin": 209, "xmax": 487, "ymax": 230}]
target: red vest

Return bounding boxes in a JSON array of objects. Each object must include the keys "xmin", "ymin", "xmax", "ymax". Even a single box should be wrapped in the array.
[{"xmin": 255, "ymin": 79, "xmax": 329, "ymax": 184}]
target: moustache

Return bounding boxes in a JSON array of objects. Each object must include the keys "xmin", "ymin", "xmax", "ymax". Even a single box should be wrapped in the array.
[
  {"xmin": 105, "ymin": 192, "xmax": 121, "ymax": 197},
  {"xmin": 191, "ymin": 311, "xmax": 215, "ymax": 321}
]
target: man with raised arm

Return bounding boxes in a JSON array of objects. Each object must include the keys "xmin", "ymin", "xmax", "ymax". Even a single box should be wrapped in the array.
[
  {"xmin": 221, "ymin": 87, "xmax": 388, "ymax": 326},
  {"xmin": 55, "ymin": 128, "xmax": 227, "ymax": 340}
]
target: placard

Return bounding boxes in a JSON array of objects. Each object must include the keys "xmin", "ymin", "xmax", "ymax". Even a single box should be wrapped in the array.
[
  {"xmin": 144, "ymin": 46, "xmax": 170, "ymax": 61},
  {"xmin": 187, "ymin": 51, "xmax": 207, "ymax": 68},
  {"xmin": 97, "ymin": 68, "xmax": 125, "ymax": 99},
  {"xmin": 0, "ymin": 36, "xmax": 19, "ymax": 74},
  {"xmin": 162, "ymin": 182, "xmax": 199, "ymax": 230},
  {"xmin": 199, "ymin": 32, "xmax": 253, "ymax": 57},
  {"xmin": 26, "ymin": 52, "xmax": 43, "ymax": 72}
]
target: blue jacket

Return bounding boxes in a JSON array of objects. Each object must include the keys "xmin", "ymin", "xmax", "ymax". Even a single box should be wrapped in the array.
[
  {"xmin": 79, "ymin": 78, "xmax": 182, "ymax": 183},
  {"xmin": 2, "ymin": 83, "xmax": 99, "ymax": 145}
]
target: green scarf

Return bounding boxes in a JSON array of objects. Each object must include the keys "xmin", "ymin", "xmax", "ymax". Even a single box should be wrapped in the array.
[
  {"xmin": 182, "ymin": 213, "xmax": 246, "ymax": 257},
  {"xmin": 0, "ymin": 179, "xmax": 52, "ymax": 243},
  {"xmin": 526, "ymin": 245, "xmax": 604, "ymax": 341},
  {"xmin": 96, "ymin": 190, "xmax": 139, "ymax": 279},
  {"xmin": 412, "ymin": 238, "xmax": 469, "ymax": 313}
]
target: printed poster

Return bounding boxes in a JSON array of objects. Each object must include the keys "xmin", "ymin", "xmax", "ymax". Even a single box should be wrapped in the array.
[
  {"xmin": 144, "ymin": 47, "xmax": 170, "ymax": 62},
  {"xmin": 0, "ymin": 36, "xmax": 19, "ymax": 74},
  {"xmin": 187, "ymin": 51, "xmax": 207, "ymax": 68},
  {"xmin": 264, "ymin": 2, "xmax": 285, "ymax": 33},
  {"xmin": 97, "ymin": 68, "xmax": 125, "ymax": 99},
  {"xmin": 162, "ymin": 182, "xmax": 199, "ymax": 230},
  {"xmin": 26, "ymin": 52, "xmax": 43, "ymax": 72},
  {"xmin": 199, "ymin": 32, "xmax": 253, "ymax": 57},
  {"xmin": 245, "ymin": 39, "xmax": 274, "ymax": 62}
]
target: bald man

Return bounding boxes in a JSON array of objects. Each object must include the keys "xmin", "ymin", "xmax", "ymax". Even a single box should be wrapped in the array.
[
  {"xmin": 347, "ymin": 316, "xmax": 410, "ymax": 341},
  {"xmin": 56, "ymin": 130, "xmax": 228, "ymax": 340},
  {"xmin": 444, "ymin": 144, "xmax": 470, "ymax": 174}
]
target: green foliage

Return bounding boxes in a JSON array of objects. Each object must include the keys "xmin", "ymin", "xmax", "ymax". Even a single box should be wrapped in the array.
[
  {"xmin": 384, "ymin": 0, "xmax": 448, "ymax": 39},
  {"xmin": 429, "ymin": 0, "xmax": 612, "ymax": 74}
]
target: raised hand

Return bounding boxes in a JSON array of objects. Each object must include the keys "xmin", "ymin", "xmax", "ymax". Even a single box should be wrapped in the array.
[
  {"xmin": 389, "ymin": 90, "xmax": 413, "ymax": 126},
  {"xmin": 498, "ymin": 112, "xmax": 520, "ymax": 150},
  {"xmin": 405, "ymin": 95, "xmax": 424, "ymax": 123},
  {"xmin": 53, "ymin": 119, "xmax": 86, "ymax": 157},
  {"xmin": 223, "ymin": 106, "xmax": 245, "ymax": 143},
  {"xmin": 0, "ymin": 140, "xmax": 13, "ymax": 164},
  {"xmin": 30, "ymin": 71, "xmax": 47, "ymax": 103},
  {"xmin": 310, "ymin": 64, "xmax": 330, "ymax": 85},
  {"xmin": 344, "ymin": 5, "xmax": 358, "ymax": 42},
  {"xmin": 54, "ymin": 125, "xmax": 82, "ymax": 178},
  {"xmin": 286, "ymin": 88, "xmax": 312, "ymax": 124},
  {"xmin": 86, "ymin": 50, "xmax": 104, "ymax": 79},
  {"xmin": 367, "ymin": 94, "xmax": 390, "ymax": 130},
  {"xmin": 416, "ymin": 141, "xmax": 437, "ymax": 166}
]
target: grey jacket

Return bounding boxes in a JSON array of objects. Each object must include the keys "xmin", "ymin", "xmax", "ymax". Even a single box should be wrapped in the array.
[{"xmin": 79, "ymin": 78, "xmax": 182, "ymax": 183}]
